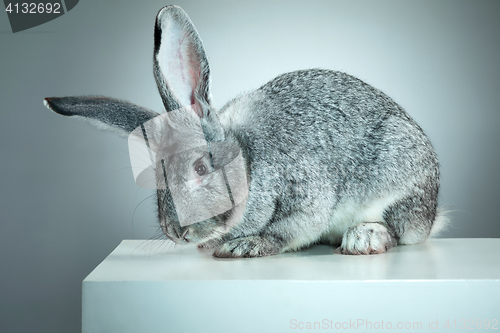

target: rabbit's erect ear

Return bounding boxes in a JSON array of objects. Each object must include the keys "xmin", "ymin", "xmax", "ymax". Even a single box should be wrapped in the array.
[
  {"xmin": 153, "ymin": 6, "xmax": 211, "ymax": 116},
  {"xmin": 44, "ymin": 96, "xmax": 160, "ymax": 136}
]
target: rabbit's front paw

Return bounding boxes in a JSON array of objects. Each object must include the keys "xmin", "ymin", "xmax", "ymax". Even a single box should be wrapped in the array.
[
  {"xmin": 338, "ymin": 222, "xmax": 397, "ymax": 255},
  {"xmin": 213, "ymin": 236, "xmax": 282, "ymax": 258}
]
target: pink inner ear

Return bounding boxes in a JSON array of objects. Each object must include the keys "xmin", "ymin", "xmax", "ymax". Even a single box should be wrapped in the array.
[
  {"xmin": 182, "ymin": 40, "xmax": 204, "ymax": 117},
  {"xmin": 159, "ymin": 25, "xmax": 203, "ymax": 115},
  {"xmin": 176, "ymin": 33, "xmax": 198, "ymax": 106}
]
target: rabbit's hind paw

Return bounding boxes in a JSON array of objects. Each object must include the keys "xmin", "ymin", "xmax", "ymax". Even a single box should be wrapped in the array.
[{"xmin": 337, "ymin": 222, "xmax": 397, "ymax": 255}]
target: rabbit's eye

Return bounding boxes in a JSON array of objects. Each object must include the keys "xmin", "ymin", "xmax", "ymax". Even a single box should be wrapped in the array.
[{"xmin": 194, "ymin": 161, "xmax": 207, "ymax": 176}]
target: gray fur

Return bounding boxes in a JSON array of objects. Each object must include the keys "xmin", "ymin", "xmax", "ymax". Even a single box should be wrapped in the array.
[
  {"xmin": 201, "ymin": 69, "xmax": 441, "ymax": 257},
  {"xmin": 44, "ymin": 5, "xmax": 442, "ymax": 258},
  {"xmin": 44, "ymin": 96, "xmax": 160, "ymax": 136}
]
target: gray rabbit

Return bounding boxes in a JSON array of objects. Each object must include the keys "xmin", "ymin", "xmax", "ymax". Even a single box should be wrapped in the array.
[{"xmin": 44, "ymin": 5, "xmax": 446, "ymax": 258}]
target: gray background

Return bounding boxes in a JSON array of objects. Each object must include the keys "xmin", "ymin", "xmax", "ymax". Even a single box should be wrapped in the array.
[{"xmin": 1, "ymin": 0, "xmax": 499, "ymax": 332}]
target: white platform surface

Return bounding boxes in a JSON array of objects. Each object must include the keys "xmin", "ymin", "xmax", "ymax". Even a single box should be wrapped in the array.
[{"xmin": 83, "ymin": 239, "xmax": 500, "ymax": 332}]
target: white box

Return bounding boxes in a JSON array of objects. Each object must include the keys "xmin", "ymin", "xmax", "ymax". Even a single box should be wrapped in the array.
[{"xmin": 83, "ymin": 239, "xmax": 500, "ymax": 332}]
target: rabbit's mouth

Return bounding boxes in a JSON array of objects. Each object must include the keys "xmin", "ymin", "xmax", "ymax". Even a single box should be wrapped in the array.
[
  {"xmin": 179, "ymin": 219, "xmax": 223, "ymax": 243},
  {"xmin": 159, "ymin": 195, "xmax": 248, "ymax": 244},
  {"xmin": 159, "ymin": 217, "xmax": 220, "ymax": 244},
  {"xmin": 169, "ymin": 228, "xmax": 190, "ymax": 243},
  {"xmin": 174, "ymin": 214, "xmax": 235, "ymax": 244},
  {"xmin": 159, "ymin": 218, "xmax": 189, "ymax": 244}
]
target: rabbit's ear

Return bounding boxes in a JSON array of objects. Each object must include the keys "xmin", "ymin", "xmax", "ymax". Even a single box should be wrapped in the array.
[
  {"xmin": 153, "ymin": 5, "xmax": 211, "ymax": 116},
  {"xmin": 44, "ymin": 96, "xmax": 160, "ymax": 136}
]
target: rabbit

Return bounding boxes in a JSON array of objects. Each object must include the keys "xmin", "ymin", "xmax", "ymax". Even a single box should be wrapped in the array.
[{"xmin": 44, "ymin": 5, "xmax": 446, "ymax": 258}]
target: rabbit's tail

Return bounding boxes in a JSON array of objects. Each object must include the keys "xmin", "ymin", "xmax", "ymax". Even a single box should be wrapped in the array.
[{"xmin": 429, "ymin": 207, "xmax": 450, "ymax": 237}]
